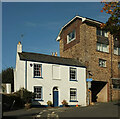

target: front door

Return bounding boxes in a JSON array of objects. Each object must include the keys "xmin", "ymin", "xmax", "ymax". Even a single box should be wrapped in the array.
[{"xmin": 53, "ymin": 87, "xmax": 59, "ymax": 107}]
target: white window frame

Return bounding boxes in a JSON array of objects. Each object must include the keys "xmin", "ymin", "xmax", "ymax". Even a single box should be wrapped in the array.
[
  {"xmin": 99, "ymin": 59, "xmax": 106, "ymax": 67},
  {"xmin": 114, "ymin": 47, "xmax": 120, "ymax": 55},
  {"xmin": 97, "ymin": 29, "xmax": 108, "ymax": 37},
  {"xmin": 70, "ymin": 67, "xmax": 77, "ymax": 81},
  {"xmin": 67, "ymin": 30, "xmax": 76, "ymax": 44},
  {"xmin": 34, "ymin": 64, "xmax": 42, "ymax": 78},
  {"xmin": 97, "ymin": 43, "xmax": 109, "ymax": 53},
  {"xmin": 34, "ymin": 86, "xmax": 43, "ymax": 100},
  {"xmin": 70, "ymin": 88, "xmax": 77, "ymax": 101}
]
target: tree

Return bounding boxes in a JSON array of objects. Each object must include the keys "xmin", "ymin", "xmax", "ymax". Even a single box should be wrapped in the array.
[
  {"xmin": 0, "ymin": 67, "xmax": 14, "ymax": 92},
  {"xmin": 101, "ymin": 0, "xmax": 120, "ymax": 39}
]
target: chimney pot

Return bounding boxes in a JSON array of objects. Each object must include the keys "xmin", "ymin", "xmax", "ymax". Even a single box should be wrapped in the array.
[{"xmin": 55, "ymin": 52, "xmax": 57, "ymax": 56}]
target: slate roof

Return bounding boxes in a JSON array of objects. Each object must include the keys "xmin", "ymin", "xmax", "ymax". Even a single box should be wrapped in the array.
[{"xmin": 19, "ymin": 52, "xmax": 85, "ymax": 68}]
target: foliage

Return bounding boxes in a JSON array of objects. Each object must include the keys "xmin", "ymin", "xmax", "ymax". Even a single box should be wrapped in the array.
[
  {"xmin": 1, "ymin": 67, "xmax": 14, "ymax": 92},
  {"xmin": 14, "ymin": 88, "xmax": 35, "ymax": 104},
  {"xmin": 61, "ymin": 100, "xmax": 68, "ymax": 106},
  {"xmin": 101, "ymin": 0, "xmax": 120, "ymax": 38},
  {"xmin": 2, "ymin": 88, "xmax": 34, "ymax": 111},
  {"xmin": 2, "ymin": 94, "xmax": 23, "ymax": 112},
  {"xmin": 47, "ymin": 100, "xmax": 53, "ymax": 106}
]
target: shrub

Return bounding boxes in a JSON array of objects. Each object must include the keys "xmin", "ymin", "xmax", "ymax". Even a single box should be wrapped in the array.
[
  {"xmin": 14, "ymin": 88, "xmax": 35, "ymax": 104},
  {"xmin": 2, "ymin": 94, "xmax": 23, "ymax": 112},
  {"xmin": 61, "ymin": 100, "xmax": 68, "ymax": 106},
  {"xmin": 2, "ymin": 88, "xmax": 35, "ymax": 111},
  {"xmin": 47, "ymin": 101, "xmax": 53, "ymax": 107}
]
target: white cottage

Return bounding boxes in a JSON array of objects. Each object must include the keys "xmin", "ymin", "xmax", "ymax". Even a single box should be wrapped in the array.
[{"xmin": 14, "ymin": 42, "xmax": 86, "ymax": 107}]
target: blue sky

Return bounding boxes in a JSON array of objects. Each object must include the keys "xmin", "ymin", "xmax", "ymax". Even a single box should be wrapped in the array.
[{"xmin": 2, "ymin": 2, "xmax": 110, "ymax": 70}]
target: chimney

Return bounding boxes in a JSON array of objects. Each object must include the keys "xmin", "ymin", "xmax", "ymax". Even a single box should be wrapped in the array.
[
  {"xmin": 52, "ymin": 52, "xmax": 54, "ymax": 56},
  {"xmin": 55, "ymin": 52, "xmax": 57, "ymax": 56},
  {"xmin": 17, "ymin": 41, "xmax": 22, "ymax": 53}
]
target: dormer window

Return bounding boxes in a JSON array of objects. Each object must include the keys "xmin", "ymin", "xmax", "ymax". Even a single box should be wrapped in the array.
[{"xmin": 67, "ymin": 30, "xmax": 76, "ymax": 43}]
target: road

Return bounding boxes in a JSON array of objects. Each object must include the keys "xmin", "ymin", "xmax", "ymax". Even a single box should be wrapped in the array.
[{"xmin": 3, "ymin": 101, "xmax": 120, "ymax": 119}]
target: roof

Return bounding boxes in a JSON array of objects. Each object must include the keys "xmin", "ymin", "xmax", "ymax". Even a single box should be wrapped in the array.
[
  {"xmin": 19, "ymin": 52, "xmax": 85, "ymax": 68},
  {"xmin": 56, "ymin": 15, "xmax": 103, "ymax": 41}
]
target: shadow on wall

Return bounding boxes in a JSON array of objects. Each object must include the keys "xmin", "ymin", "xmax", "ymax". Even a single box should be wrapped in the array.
[
  {"xmin": 91, "ymin": 81, "xmax": 107, "ymax": 102},
  {"xmin": 32, "ymin": 100, "xmax": 47, "ymax": 108}
]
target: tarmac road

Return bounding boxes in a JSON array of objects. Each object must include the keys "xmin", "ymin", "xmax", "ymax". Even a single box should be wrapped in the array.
[{"xmin": 3, "ymin": 101, "xmax": 120, "ymax": 119}]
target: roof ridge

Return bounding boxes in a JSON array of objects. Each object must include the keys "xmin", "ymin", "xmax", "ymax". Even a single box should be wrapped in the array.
[{"xmin": 21, "ymin": 51, "xmax": 81, "ymax": 62}]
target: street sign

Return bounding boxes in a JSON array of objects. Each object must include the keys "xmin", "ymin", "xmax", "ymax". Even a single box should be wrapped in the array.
[{"xmin": 86, "ymin": 78, "xmax": 92, "ymax": 82}]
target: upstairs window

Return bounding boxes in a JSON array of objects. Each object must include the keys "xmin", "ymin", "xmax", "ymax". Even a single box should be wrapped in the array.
[
  {"xmin": 70, "ymin": 67, "xmax": 77, "ymax": 81},
  {"xmin": 34, "ymin": 64, "xmax": 42, "ymax": 77},
  {"xmin": 67, "ymin": 30, "xmax": 76, "ymax": 43},
  {"xmin": 97, "ymin": 43, "xmax": 109, "ymax": 53},
  {"xmin": 118, "ymin": 62, "xmax": 120, "ymax": 69},
  {"xmin": 97, "ymin": 29, "xmax": 108, "ymax": 37},
  {"xmin": 34, "ymin": 86, "xmax": 42, "ymax": 100},
  {"xmin": 114, "ymin": 47, "xmax": 120, "ymax": 55},
  {"xmin": 99, "ymin": 59, "xmax": 106, "ymax": 67}
]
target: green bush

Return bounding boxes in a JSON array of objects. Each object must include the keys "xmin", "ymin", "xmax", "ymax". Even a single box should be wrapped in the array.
[
  {"xmin": 14, "ymin": 88, "xmax": 35, "ymax": 104},
  {"xmin": 2, "ymin": 88, "xmax": 35, "ymax": 111}
]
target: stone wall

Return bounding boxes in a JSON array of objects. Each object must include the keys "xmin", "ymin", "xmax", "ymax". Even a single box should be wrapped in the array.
[{"xmin": 59, "ymin": 18, "xmax": 120, "ymax": 102}]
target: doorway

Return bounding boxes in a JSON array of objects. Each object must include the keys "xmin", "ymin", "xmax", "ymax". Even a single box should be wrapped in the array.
[{"xmin": 53, "ymin": 87, "xmax": 59, "ymax": 107}]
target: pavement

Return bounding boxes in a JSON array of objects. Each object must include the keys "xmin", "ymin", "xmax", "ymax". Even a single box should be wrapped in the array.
[{"xmin": 2, "ymin": 101, "xmax": 120, "ymax": 119}]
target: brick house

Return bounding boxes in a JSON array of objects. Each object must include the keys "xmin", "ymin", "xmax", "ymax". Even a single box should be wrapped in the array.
[{"xmin": 56, "ymin": 16, "xmax": 120, "ymax": 102}]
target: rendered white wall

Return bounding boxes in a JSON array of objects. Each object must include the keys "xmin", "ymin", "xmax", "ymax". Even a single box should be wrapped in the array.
[
  {"xmin": 14, "ymin": 55, "xmax": 86, "ymax": 106},
  {"xmin": 15, "ymin": 60, "xmax": 86, "ymax": 106}
]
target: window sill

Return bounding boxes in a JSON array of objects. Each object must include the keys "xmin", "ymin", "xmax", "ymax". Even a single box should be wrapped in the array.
[
  {"xmin": 99, "ymin": 66, "xmax": 107, "ymax": 68},
  {"xmin": 67, "ymin": 38, "xmax": 76, "ymax": 44},
  {"xmin": 114, "ymin": 54, "xmax": 120, "ymax": 56},
  {"xmin": 33, "ymin": 99, "xmax": 44, "ymax": 101},
  {"xmin": 112, "ymin": 88, "xmax": 120, "ymax": 90},
  {"xmin": 96, "ymin": 50, "xmax": 109, "ymax": 54},
  {"xmin": 69, "ymin": 100, "xmax": 78, "ymax": 102},
  {"xmin": 33, "ymin": 76, "xmax": 43, "ymax": 79},
  {"xmin": 70, "ymin": 79, "xmax": 78, "ymax": 82},
  {"xmin": 52, "ymin": 79, "xmax": 61, "ymax": 80}
]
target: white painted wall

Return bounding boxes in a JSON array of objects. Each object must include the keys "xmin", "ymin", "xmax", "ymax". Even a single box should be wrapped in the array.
[{"xmin": 15, "ymin": 59, "xmax": 86, "ymax": 106}]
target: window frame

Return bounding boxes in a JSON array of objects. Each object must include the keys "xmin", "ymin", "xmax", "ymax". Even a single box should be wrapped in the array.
[
  {"xmin": 33, "ymin": 64, "xmax": 42, "ymax": 78},
  {"xmin": 34, "ymin": 86, "xmax": 43, "ymax": 101},
  {"xmin": 69, "ymin": 67, "xmax": 77, "ymax": 81},
  {"xmin": 112, "ymin": 79, "xmax": 120, "ymax": 90},
  {"xmin": 70, "ymin": 88, "xmax": 78, "ymax": 102},
  {"xmin": 96, "ymin": 29, "xmax": 108, "ymax": 37},
  {"xmin": 96, "ymin": 43, "xmax": 109, "ymax": 53},
  {"xmin": 118, "ymin": 62, "xmax": 120, "ymax": 70},
  {"xmin": 99, "ymin": 59, "xmax": 106, "ymax": 67},
  {"xmin": 67, "ymin": 30, "xmax": 76, "ymax": 44}
]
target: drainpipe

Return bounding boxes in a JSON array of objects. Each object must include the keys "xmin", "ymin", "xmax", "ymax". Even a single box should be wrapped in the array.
[
  {"xmin": 110, "ymin": 35, "xmax": 113, "ymax": 102},
  {"xmin": 25, "ymin": 60, "xmax": 27, "ymax": 90}
]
